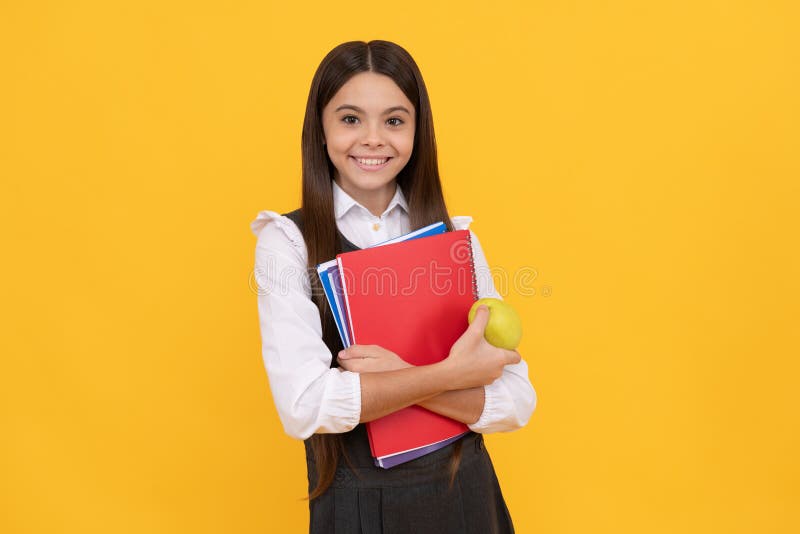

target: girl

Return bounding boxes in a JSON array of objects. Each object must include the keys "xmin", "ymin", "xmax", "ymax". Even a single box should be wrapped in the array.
[{"xmin": 251, "ymin": 40, "xmax": 536, "ymax": 534}]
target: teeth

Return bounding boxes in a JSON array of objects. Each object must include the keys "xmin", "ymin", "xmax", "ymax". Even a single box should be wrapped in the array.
[{"xmin": 356, "ymin": 158, "xmax": 388, "ymax": 166}]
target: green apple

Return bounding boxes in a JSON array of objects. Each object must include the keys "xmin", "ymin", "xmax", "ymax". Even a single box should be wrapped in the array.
[{"xmin": 468, "ymin": 298, "xmax": 523, "ymax": 350}]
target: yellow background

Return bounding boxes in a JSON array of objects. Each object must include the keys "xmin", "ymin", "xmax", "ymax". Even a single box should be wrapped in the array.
[{"xmin": 2, "ymin": 1, "xmax": 798, "ymax": 532}]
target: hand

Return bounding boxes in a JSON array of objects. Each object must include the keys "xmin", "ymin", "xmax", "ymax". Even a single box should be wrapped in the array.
[
  {"xmin": 443, "ymin": 305, "xmax": 522, "ymax": 390},
  {"xmin": 337, "ymin": 344, "xmax": 413, "ymax": 373}
]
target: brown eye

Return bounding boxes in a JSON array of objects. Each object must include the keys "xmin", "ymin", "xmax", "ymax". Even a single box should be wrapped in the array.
[
  {"xmin": 387, "ymin": 117, "xmax": 404, "ymax": 126},
  {"xmin": 342, "ymin": 115, "xmax": 359, "ymax": 125}
]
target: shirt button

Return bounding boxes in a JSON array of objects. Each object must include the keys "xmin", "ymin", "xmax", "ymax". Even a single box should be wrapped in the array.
[{"xmin": 372, "ymin": 222, "xmax": 380, "ymax": 231}]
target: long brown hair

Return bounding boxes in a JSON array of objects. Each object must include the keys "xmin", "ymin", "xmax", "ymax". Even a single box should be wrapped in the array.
[{"xmin": 299, "ymin": 40, "xmax": 462, "ymax": 500}]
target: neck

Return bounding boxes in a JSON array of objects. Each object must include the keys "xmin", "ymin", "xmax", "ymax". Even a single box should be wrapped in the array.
[{"xmin": 335, "ymin": 178, "xmax": 397, "ymax": 217}]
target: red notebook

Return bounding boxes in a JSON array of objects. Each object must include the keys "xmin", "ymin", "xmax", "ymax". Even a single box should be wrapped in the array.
[{"xmin": 336, "ymin": 230, "xmax": 478, "ymax": 462}]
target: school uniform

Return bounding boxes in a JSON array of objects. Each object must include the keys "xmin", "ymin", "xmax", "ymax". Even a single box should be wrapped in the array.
[{"xmin": 251, "ymin": 181, "xmax": 537, "ymax": 533}]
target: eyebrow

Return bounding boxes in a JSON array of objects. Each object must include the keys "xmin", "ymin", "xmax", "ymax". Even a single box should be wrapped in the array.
[{"xmin": 334, "ymin": 104, "xmax": 411, "ymax": 115}]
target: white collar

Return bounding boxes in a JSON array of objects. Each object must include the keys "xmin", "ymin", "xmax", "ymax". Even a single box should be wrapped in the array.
[{"xmin": 332, "ymin": 180, "xmax": 409, "ymax": 220}]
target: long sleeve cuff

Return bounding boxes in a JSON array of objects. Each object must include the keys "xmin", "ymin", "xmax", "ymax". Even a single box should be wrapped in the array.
[
  {"xmin": 467, "ymin": 366, "xmax": 537, "ymax": 434},
  {"xmin": 468, "ymin": 380, "xmax": 505, "ymax": 432},
  {"xmin": 273, "ymin": 367, "xmax": 363, "ymax": 440},
  {"xmin": 335, "ymin": 369, "xmax": 362, "ymax": 431}
]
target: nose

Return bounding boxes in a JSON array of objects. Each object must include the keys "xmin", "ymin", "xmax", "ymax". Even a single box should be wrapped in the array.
[{"xmin": 361, "ymin": 120, "xmax": 385, "ymax": 147}]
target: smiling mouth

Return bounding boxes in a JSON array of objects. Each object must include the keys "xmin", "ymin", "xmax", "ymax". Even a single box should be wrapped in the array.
[
  {"xmin": 351, "ymin": 156, "xmax": 391, "ymax": 166},
  {"xmin": 350, "ymin": 156, "xmax": 393, "ymax": 170}
]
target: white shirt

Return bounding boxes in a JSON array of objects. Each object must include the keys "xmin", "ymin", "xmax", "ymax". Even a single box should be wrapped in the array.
[{"xmin": 251, "ymin": 181, "xmax": 537, "ymax": 440}]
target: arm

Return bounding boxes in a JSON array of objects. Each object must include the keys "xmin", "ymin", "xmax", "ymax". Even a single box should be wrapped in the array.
[
  {"xmin": 254, "ymin": 213, "xmax": 363, "ymax": 440},
  {"xmin": 337, "ymin": 344, "xmax": 485, "ymax": 424},
  {"xmin": 358, "ymin": 365, "xmax": 467, "ymax": 422},
  {"xmin": 419, "ymin": 388, "xmax": 485, "ymax": 425},
  {"xmin": 340, "ymin": 349, "xmax": 534, "ymax": 429}
]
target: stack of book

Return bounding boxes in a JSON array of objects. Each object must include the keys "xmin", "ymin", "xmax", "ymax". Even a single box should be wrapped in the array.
[{"xmin": 316, "ymin": 223, "xmax": 480, "ymax": 468}]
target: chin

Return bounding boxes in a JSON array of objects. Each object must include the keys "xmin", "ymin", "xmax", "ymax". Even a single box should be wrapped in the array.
[{"xmin": 342, "ymin": 174, "xmax": 397, "ymax": 190}]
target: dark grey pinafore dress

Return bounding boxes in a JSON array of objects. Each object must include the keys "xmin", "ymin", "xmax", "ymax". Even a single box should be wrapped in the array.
[{"xmin": 283, "ymin": 209, "xmax": 515, "ymax": 534}]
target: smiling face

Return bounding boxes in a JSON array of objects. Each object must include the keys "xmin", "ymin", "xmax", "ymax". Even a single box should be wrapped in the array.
[{"xmin": 321, "ymin": 71, "xmax": 416, "ymax": 211}]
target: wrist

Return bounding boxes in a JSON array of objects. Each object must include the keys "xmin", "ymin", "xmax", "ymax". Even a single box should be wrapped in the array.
[{"xmin": 430, "ymin": 358, "xmax": 457, "ymax": 392}]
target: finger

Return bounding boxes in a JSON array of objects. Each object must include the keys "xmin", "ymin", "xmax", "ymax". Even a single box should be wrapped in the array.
[
  {"xmin": 339, "ymin": 356, "xmax": 357, "ymax": 371},
  {"xmin": 349, "ymin": 345, "xmax": 369, "ymax": 358},
  {"xmin": 338, "ymin": 349, "xmax": 351, "ymax": 360},
  {"xmin": 468, "ymin": 305, "xmax": 490, "ymax": 335},
  {"xmin": 365, "ymin": 344, "xmax": 383, "ymax": 358},
  {"xmin": 341, "ymin": 346, "xmax": 368, "ymax": 359}
]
